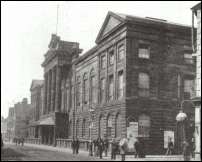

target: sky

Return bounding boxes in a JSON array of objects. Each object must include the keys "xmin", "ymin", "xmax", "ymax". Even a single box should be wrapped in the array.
[{"xmin": 1, "ymin": 1, "xmax": 200, "ymax": 118}]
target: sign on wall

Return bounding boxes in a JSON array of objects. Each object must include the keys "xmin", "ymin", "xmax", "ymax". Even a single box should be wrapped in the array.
[
  {"xmin": 127, "ymin": 122, "xmax": 138, "ymax": 151},
  {"xmin": 164, "ymin": 130, "xmax": 174, "ymax": 148}
]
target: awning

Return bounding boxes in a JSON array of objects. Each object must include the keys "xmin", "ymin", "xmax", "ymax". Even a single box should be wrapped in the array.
[{"xmin": 39, "ymin": 117, "xmax": 55, "ymax": 125}]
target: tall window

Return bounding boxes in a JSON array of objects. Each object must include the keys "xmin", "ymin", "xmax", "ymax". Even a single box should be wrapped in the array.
[
  {"xmin": 71, "ymin": 86, "xmax": 74, "ymax": 108},
  {"xmin": 90, "ymin": 70, "xmax": 96, "ymax": 104},
  {"xmin": 99, "ymin": 116, "xmax": 105, "ymax": 138},
  {"xmin": 108, "ymin": 75, "xmax": 114, "ymax": 101},
  {"xmin": 101, "ymin": 55, "xmax": 106, "ymax": 69},
  {"xmin": 118, "ymin": 45, "xmax": 124, "ymax": 61},
  {"xmin": 76, "ymin": 120, "xmax": 79, "ymax": 137},
  {"xmin": 109, "ymin": 50, "xmax": 114, "ymax": 65},
  {"xmin": 76, "ymin": 77, "xmax": 81, "ymax": 106},
  {"xmin": 138, "ymin": 114, "xmax": 150, "ymax": 137},
  {"xmin": 184, "ymin": 79, "xmax": 194, "ymax": 99},
  {"xmin": 118, "ymin": 71, "xmax": 124, "ymax": 99},
  {"xmin": 68, "ymin": 120, "xmax": 72, "ymax": 138},
  {"xmin": 100, "ymin": 78, "xmax": 105, "ymax": 103},
  {"xmin": 138, "ymin": 72, "xmax": 150, "ymax": 97},
  {"xmin": 138, "ymin": 44, "xmax": 150, "ymax": 59},
  {"xmin": 184, "ymin": 53, "xmax": 193, "ymax": 64},
  {"xmin": 83, "ymin": 73, "xmax": 88, "ymax": 105},
  {"xmin": 107, "ymin": 115, "xmax": 113, "ymax": 138},
  {"xmin": 82, "ymin": 119, "xmax": 86, "ymax": 137},
  {"xmin": 115, "ymin": 113, "xmax": 122, "ymax": 138}
]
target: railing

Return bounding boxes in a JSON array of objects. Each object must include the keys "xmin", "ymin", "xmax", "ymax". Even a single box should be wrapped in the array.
[{"xmin": 25, "ymin": 138, "xmax": 41, "ymax": 145}]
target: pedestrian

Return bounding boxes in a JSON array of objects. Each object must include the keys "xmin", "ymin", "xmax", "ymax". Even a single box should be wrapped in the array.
[
  {"xmin": 75, "ymin": 138, "xmax": 80, "ymax": 154},
  {"xmin": 98, "ymin": 137, "xmax": 104, "ymax": 159},
  {"xmin": 89, "ymin": 140, "xmax": 93, "ymax": 156},
  {"xmin": 190, "ymin": 138, "xmax": 195, "ymax": 158},
  {"xmin": 111, "ymin": 138, "xmax": 117, "ymax": 160},
  {"xmin": 166, "ymin": 137, "xmax": 174, "ymax": 155},
  {"xmin": 182, "ymin": 140, "xmax": 191, "ymax": 161},
  {"xmin": 103, "ymin": 137, "xmax": 109, "ymax": 157},
  {"xmin": 134, "ymin": 137, "xmax": 140, "ymax": 158},
  {"xmin": 71, "ymin": 138, "xmax": 75, "ymax": 154},
  {"xmin": 21, "ymin": 137, "xmax": 24, "ymax": 146},
  {"xmin": 119, "ymin": 138, "xmax": 128, "ymax": 161}
]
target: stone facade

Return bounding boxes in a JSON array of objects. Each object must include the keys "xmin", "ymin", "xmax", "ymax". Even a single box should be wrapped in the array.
[
  {"xmin": 31, "ymin": 12, "xmax": 195, "ymax": 154},
  {"xmin": 7, "ymin": 107, "xmax": 15, "ymax": 141},
  {"xmin": 191, "ymin": 2, "xmax": 201, "ymax": 160},
  {"xmin": 1, "ymin": 117, "xmax": 8, "ymax": 140}
]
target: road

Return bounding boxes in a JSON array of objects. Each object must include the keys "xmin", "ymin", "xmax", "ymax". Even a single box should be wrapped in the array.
[{"xmin": 1, "ymin": 143, "xmax": 107, "ymax": 161}]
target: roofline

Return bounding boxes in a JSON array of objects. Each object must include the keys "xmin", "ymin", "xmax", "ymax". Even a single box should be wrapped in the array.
[{"xmin": 191, "ymin": 2, "xmax": 201, "ymax": 11}]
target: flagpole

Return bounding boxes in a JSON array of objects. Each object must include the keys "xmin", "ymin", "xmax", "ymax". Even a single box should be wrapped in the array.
[{"xmin": 56, "ymin": 4, "xmax": 59, "ymax": 35}]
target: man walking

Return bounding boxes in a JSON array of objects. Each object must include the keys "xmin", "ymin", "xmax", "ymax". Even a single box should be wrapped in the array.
[
  {"xmin": 75, "ymin": 138, "xmax": 80, "ymax": 154},
  {"xmin": 71, "ymin": 138, "xmax": 75, "ymax": 154},
  {"xmin": 111, "ymin": 138, "xmax": 117, "ymax": 160},
  {"xmin": 103, "ymin": 137, "xmax": 109, "ymax": 157},
  {"xmin": 166, "ymin": 137, "xmax": 174, "ymax": 155},
  {"xmin": 134, "ymin": 137, "xmax": 140, "ymax": 158}
]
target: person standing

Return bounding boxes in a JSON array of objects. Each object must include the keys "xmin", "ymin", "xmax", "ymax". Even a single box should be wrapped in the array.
[
  {"xmin": 119, "ymin": 138, "xmax": 128, "ymax": 161},
  {"xmin": 21, "ymin": 137, "xmax": 24, "ymax": 146},
  {"xmin": 166, "ymin": 138, "xmax": 174, "ymax": 155},
  {"xmin": 75, "ymin": 138, "xmax": 80, "ymax": 154},
  {"xmin": 98, "ymin": 137, "xmax": 104, "ymax": 159},
  {"xmin": 182, "ymin": 140, "xmax": 191, "ymax": 161},
  {"xmin": 89, "ymin": 140, "xmax": 93, "ymax": 156},
  {"xmin": 71, "ymin": 138, "xmax": 75, "ymax": 154},
  {"xmin": 111, "ymin": 138, "xmax": 117, "ymax": 160},
  {"xmin": 103, "ymin": 137, "xmax": 109, "ymax": 157},
  {"xmin": 134, "ymin": 137, "xmax": 140, "ymax": 158}
]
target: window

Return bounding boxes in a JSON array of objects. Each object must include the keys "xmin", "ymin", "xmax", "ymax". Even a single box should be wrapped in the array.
[
  {"xmin": 76, "ymin": 82, "xmax": 81, "ymax": 106},
  {"xmin": 90, "ymin": 70, "xmax": 96, "ymax": 104},
  {"xmin": 115, "ymin": 114, "xmax": 122, "ymax": 138},
  {"xmin": 71, "ymin": 86, "xmax": 74, "ymax": 108},
  {"xmin": 109, "ymin": 50, "xmax": 114, "ymax": 65},
  {"xmin": 99, "ymin": 116, "xmax": 105, "ymax": 138},
  {"xmin": 118, "ymin": 45, "xmax": 124, "ymax": 61},
  {"xmin": 138, "ymin": 44, "xmax": 150, "ymax": 59},
  {"xmin": 107, "ymin": 115, "xmax": 113, "ymax": 138},
  {"xmin": 76, "ymin": 120, "xmax": 79, "ymax": 137},
  {"xmin": 68, "ymin": 120, "xmax": 72, "ymax": 137},
  {"xmin": 138, "ymin": 72, "xmax": 150, "ymax": 97},
  {"xmin": 82, "ymin": 119, "xmax": 86, "ymax": 137},
  {"xmin": 138, "ymin": 114, "xmax": 150, "ymax": 137},
  {"xmin": 108, "ymin": 75, "xmax": 114, "ymax": 101},
  {"xmin": 100, "ymin": 78, "xmax": 105, "ymax": 103},
  {"xmin": 184, "ymin": 53, "xmax": 193, "ymax": 64},
  {"xmin": 101, "ymin": 55, "xmax": 106, "ymax": 69},
  {"xmin": 117, "ymin": 71, "xmax": 124, "ymax": 99},
  {"xmin": 184, "ymin": 79, "xmax": 194, "ymax": 99},
  {"xmin": 83, "ymin": 74, "xmax": 88, "ymax": 105}
]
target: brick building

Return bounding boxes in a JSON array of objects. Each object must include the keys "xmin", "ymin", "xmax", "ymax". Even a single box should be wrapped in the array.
[
  {"xmin": 1, "ymin": 116, "xmax": 8, "ymax": 141},
  {"xmin": 191, "ymin": 2, "xmax": 201, "ymax": 160},
  {"xmin": 31, "ymin": 12, "xmax": 195, "ymax": 154},
  {"xmin": 12, "ymin": 98, "xmax": 31, "ymax": 138}
]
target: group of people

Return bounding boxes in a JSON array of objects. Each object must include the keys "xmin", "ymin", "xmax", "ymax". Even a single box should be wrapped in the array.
[
  {"xmin": 71, "ymin": 138, "xmax": 80, "ymax": 154},
  {"xmin": 13, "ymin": 137, "xmax": 25, "ymax": 146}
]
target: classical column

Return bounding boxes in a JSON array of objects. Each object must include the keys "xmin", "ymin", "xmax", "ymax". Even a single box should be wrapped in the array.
[
  {"xmin": 43, "ymin": 73, "xmax": 48, "ymax": 114},
  {"xmin": 55, "ymin": 66, "xmax": 62, "ymax": 112},
  {"xmin": 48, "ymin": 70, "xmax": 52, "ymax": 113},
  {"xmin": 46, "ymin": 71, "xmax": 50, "ymax": 114},
  {"xmin": 51, "ymin": 67, "xmax": 56, "ymax": 112}
]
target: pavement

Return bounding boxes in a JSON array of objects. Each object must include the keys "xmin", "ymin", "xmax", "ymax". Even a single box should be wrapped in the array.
[{"xmin": 3, "ymin": 142, "xmax": 198, "ymax": 161}]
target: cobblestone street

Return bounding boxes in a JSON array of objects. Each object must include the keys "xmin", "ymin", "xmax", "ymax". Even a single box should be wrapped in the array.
[{"xmin": 1, "ymin": 143, "xmax": 107, "ymax": 161}]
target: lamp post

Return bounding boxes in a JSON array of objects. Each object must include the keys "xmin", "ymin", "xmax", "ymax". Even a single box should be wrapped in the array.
[{"xmin": 89, "ymin": 107, "xmax": 94, "ymax": 156}]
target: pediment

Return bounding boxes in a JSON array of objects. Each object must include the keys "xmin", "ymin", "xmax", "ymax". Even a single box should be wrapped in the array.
[{"xmin": 95, "ymin": 12, "xmax": 125, "ymax": 44}]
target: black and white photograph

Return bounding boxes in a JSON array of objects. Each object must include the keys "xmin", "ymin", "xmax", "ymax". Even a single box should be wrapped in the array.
[{"xmin": 1, "ymin": 1, "xmax": 201, "ymax": 161}]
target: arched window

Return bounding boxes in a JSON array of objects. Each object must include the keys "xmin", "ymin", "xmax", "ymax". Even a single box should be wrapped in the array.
[
  {"xmin": 138, "ymin": 114, "xmax": 150, "ymax": 137},
  {"xmin": 99, "ymin": 115, "xmax": 105, "ymax": 138},
  {"xmin": 82, "ymin": 119, "xmax": 86, "ymax": 137},
  {"xmin": 76, "ymin": 120, "xmax": 79, "ymax": 138},
  {"xmin": 115, "ymin": 113, "xmax": 122, "ymax": 138},
  {"xmin": 90, "ymin": 69, "xmax": 96, "ymax": 104},
  {"xmin": 107, "ymin": 115, "xmax": 113, "ymax": 138},
  {"xmin": 83, "ymin": 73, "xmax": 88, "ymax": 105}
]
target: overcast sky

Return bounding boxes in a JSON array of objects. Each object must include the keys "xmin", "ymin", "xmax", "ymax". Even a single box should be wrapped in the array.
[{"xmin": 1, "ymin": 1, "xmax": 200, "ymax": 118}]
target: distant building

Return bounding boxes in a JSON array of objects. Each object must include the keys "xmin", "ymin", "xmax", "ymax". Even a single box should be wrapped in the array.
[
  {"xmin": 28, "ymin": 80, "xmax": 44, "ymax": 138},
  {"xmin": 7, "ymin": 107, "xmax": 15, "ymax": 141},
  {"xmin": 10, "ymin": 98, "xmax": 31, "ymax": 139},
  {"xmin": 191, "ymin": 2, "xmax": 201, "ymax": 160},
  {"xmin": 1, "ymin": 116, "xmax": 7, "ymax": 140}
]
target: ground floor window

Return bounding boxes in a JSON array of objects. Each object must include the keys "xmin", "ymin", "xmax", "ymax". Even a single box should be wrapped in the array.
[{"xmin": 138, "ymin": 114, "xmax": 150, "ymax": 137}]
